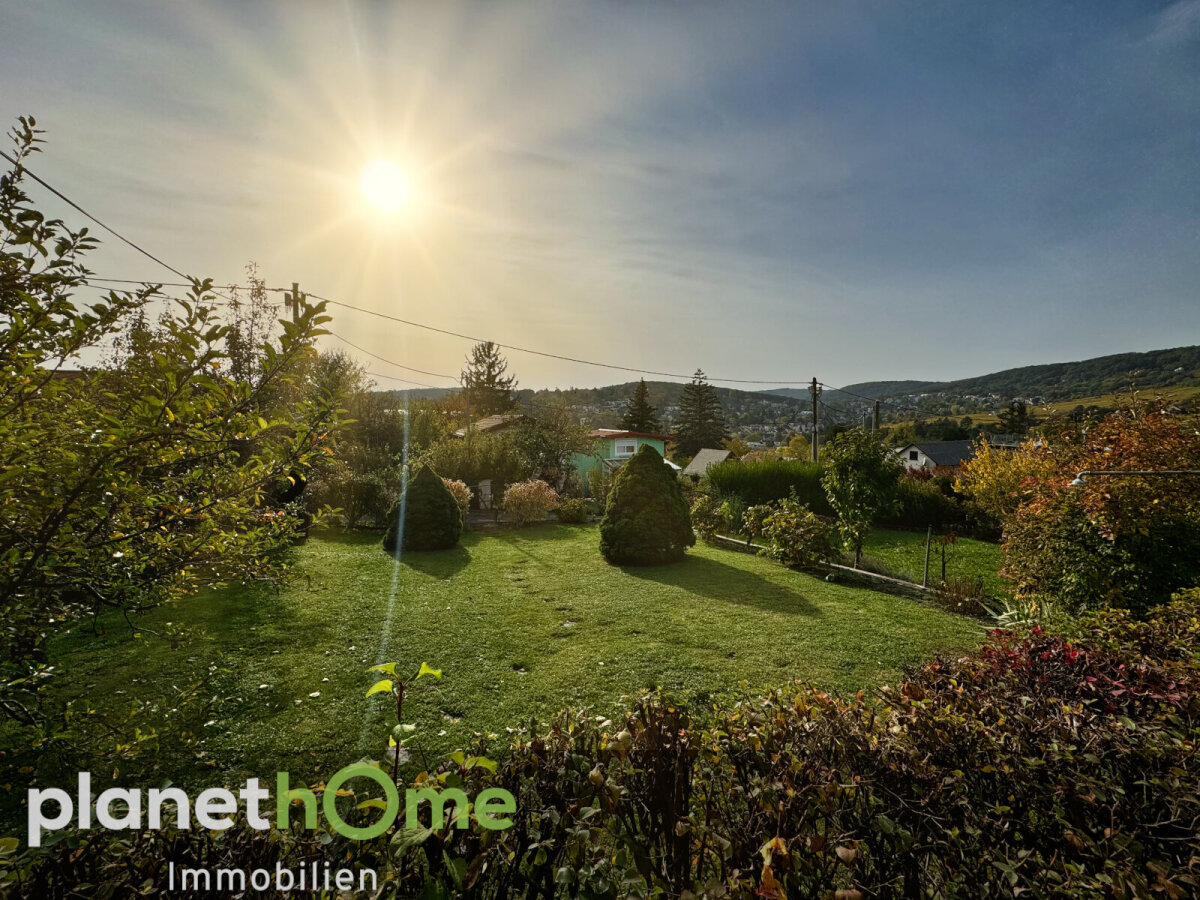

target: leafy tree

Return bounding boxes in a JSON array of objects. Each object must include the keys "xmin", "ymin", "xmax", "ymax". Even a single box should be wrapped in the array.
[
  {"xmin": 723, "ymin": 435, "xmax": 751, "ymax": 457},
  {"xmin": 0, "ymin": 118, "xmax": 339, "ymax": 718},
  {"xmin": 959, "ymin": 404, "xmax": 1200, "ymax": 615},
  {"xmin": 821, "ymin": 429, "xmax": 903, "ymax": 566},
  {"xmin": 954, "ymin": 437, "xmax": 1054, "ymax": 523},
  {"xmin": 620, "ymin": 379, "xmax": 661, "ymax": 432},
  {"xmin": 382, "ymin": 465, "xmax": 463, "ymax": 552},
  {"xmin": 222, "ymin": 262, "xmax": 280, "ymax": 385},
  {"xmin": 600, "ymin": 444, "xmax": 694, "ymax": 565},
  {"xmin": 672, "ymin": 369, "xmax": 726, "ymax": 458},
  {"xmin": 460, "ymin": 340, "xmax": 517, "ymax": 418},
  {"xmin": 509, "ymin": 405, "xmax": 592, "ymax": 490},
  {"xmin": 306, "ymin": 362, "xmax": 458, "ymax": 527}
]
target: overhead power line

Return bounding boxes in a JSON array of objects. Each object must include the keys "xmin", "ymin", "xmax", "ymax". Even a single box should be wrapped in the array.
[
  {"xmin": 326, "ymin": 330, "xmax": 459, "ymax": 382},
  {"xmin": 305, "ymin": 292, "xmax": 801, "ymax": 386},
  {"xmin": 6, "ymin": 153, "xmax": 811, "ymax": 389},
  {"xmin": 364, "ymin": 370, "xmax": 443, "ymax": 389},
  {"xmin": 817, "ymin": 381, "xmax": 876, "ymax": 404},
  {"xmin": 0, "ymin": 149, "xmax": 195, "ymax": 283}
]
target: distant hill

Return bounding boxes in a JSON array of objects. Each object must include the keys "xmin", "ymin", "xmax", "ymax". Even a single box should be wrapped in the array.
[
  {"xmin": 830, "ymin": 380, "xmax": 942, "ymax": 399},
  {"xmin": 764, "ymin": 381, "xmax": 940, "ymax": 402},
  {"xmin": 807, "ymin": 345, "xmax": 1200, "ymax": 420},
  {"xmin": 522, "ymin": 381, "xmax": 810, "ymax": 428},
  {"xmin": 371, "ymin": 345, "xmax": 1200, "ymax": 427},
  {"xmin": 935, "ymin": 346, "xmax": 1200, "ymax": 402}
]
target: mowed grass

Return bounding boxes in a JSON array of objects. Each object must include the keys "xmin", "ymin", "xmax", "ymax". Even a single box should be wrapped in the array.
[
  {"xmin": 862, "ymin": 528, "xmax": 1008, "ymax": 598},
  {"xmin": 37, "ymin": 524, "xmax": 981, "ymax": 791}
]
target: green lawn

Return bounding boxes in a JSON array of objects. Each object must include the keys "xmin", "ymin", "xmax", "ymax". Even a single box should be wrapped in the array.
[
  {"xmin": 27, "ymin": 524, "xmax": 981, "ymax": 797},
  {"xmin": 861, "ymin": 528, "xmax": 1008, "ymax": 598}
]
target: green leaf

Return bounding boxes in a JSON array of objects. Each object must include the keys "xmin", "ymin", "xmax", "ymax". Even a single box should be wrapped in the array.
[
  {"xmin": 368, "ymin": 663, "xmax": 397, "ymax": 676},
  {"xmin": 366, "ymin": 679, "xmax": 394, "ymax": 698},
  {"xmin": 443, "ymin": 852, "xmax": 467, "ymax": 889},
  {"xmin": 416, "ymin": 662, "xmax": 442, "ymax": 681},
  {"xmin": 391, "ymin": 826, "xmax": 433, "ymax": 853},
  {"xmin": 464, "ymin": 755, "xmax": 498, "ymax": 774},
  {"xmin": 357, "ymin": 798, "xmax": 389, "ymax": 811}
]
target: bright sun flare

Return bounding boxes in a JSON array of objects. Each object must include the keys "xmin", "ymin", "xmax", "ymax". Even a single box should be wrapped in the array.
[{"xmin": 359, "ymin": 158, "xmax": 410, "ymax": 212}]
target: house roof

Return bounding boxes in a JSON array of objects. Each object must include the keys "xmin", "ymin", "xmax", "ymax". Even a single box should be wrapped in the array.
[
  {"xmin": 682, "ymin": 448, "xmax": 734, "ymax": 477},
  {"xmin": 897, "ymin": 440, "xmax": 976, "ymax": 467},
  {"xmin": 600, "ymin": 455, "xmax": 682, "ymax": 472},
  {"xmin": 588, "ymin": 428, "xmax": 670, "ymax": 441},
  {"xmin": 452, "ymin": 413, "xmax": 525, "ymax": 438}
]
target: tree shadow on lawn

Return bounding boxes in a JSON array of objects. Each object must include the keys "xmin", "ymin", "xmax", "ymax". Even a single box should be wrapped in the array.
[
  {"xmin": 394, "ymin": 544, "xmax": 472, "ymax": 579},
  {"xmin": 624, "ymin": 554, "xmax": 822, "ymax": 617}
]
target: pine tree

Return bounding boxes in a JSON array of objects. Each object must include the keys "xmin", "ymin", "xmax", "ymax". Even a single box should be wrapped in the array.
[
  {"xmin": 600, "ymin": 444, "xmax": 694, "ymax": 565},
  {"xmin": 672, "ymin": 369, "xmax": 727, "ymax": 458},
  {"xmin": 460, "ymin": 341, "xmax": 517, "ymax": 418},
  {"xmin": 382, "ymin": 465, "xmax": 463, "ymax": 553},
  {"xmin": 620, "ymin": 379, "xmax": 661, "ymax": 433}
]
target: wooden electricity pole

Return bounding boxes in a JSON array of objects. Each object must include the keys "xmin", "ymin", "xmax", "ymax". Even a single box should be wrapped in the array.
[
  {"xmin": 874, "ymin": 399, "xmax": 881, "ymax": 432},
  {"xmin": 809, "ymin": 377, "xmax": 820, "ymax": 462},
  {"xmin": 284, "ymin": 282, "xmax": 305, "ymax": 322}
]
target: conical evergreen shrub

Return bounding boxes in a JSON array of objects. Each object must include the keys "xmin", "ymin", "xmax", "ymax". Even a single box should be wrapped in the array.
[
  {"xmin": 600, "ymin": 444, "xmax": 695, "ymax": 565},
  {"xmin": 382, "ymin": 465, "xmax": 463, "ymax": 553}
]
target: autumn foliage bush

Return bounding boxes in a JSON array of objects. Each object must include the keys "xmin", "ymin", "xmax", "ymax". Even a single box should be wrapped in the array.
[
  {"xmin": 958, "ymin": 405, "xmax": 1200, "ymax": 615},
  {"xmin": 501, "ymin": 478, "xmax": 559, "ymax": 526}
]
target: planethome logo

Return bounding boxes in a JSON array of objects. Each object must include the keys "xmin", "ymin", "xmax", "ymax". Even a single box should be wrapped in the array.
[{"xmin": 28, "ymin": 765, "xmax": 516, "ymax": 847}]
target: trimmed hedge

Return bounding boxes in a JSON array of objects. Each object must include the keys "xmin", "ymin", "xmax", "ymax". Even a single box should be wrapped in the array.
[{"xmin": 703, "ymin": 458, "xmax": 832, "ymax": 513}]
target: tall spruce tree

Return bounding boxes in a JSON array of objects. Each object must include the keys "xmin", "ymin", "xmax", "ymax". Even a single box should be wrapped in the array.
[
  {"xmin": 621, "ymin": 379, "xmax": 661, "ymax": 433},
  {"xmin": 460, "ymin": 341, "xmax": 517, "ymax": 418},
  {"xmin": 600, "ymin": 444, "xmax": 694, "ymax": 565},
  {"xmin": 673, "ymin": 369, "xmax": 727, "ymax": 458}
]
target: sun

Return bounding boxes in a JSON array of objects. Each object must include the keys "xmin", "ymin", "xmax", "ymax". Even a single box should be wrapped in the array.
[{"xmin": 359, "ymin": 158, "xmax": 410, "ymax": 212}]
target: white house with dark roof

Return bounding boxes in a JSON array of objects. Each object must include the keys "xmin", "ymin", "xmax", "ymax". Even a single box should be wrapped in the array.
[{"xmin": 895, "ymin": 440, "xmax": 976, "ymax": 473}]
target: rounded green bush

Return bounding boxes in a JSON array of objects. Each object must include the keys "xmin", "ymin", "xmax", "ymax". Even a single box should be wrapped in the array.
[
  {"xmin": 555, "ymin": 497, "xmax": 591, "ymax": 524},
  {"xmin": 381, "ymin": 465, "xmax": 463, "ymax": 553},
  {"xmin": 600, "ymin": 444, "xmax": 695, "ymax": 565}
]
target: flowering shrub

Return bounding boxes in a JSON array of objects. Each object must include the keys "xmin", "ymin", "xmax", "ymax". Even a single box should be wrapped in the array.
[
  {"xmin": 501, "ymin": 479, "xmax": 559, "ymax": 526},
  {"xmin": 441, "ymin": 477, "xmax": 472, "ymax": 517}
]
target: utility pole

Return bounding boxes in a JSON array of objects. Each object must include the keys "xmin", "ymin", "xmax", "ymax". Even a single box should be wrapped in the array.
[
  {"xmin": 284, "ymin": 282, "xmax": 305, "ymax": 322},
  {"xmin": 873, "ymin": 399, "xmax": 881, "ymax": 432},
  {"xmin": 809, "ymin": 377, "xmax": 820, "ymax": 462}
]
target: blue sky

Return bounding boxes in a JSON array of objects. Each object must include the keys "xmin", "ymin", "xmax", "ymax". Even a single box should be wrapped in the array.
[{"xmin": 1, "ymin": 1, "xmax": 1197, "ymax": 390}]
